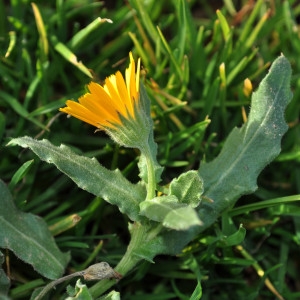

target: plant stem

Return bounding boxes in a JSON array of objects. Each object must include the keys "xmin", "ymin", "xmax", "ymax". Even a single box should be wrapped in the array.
[
  {"xmin": 143, "ymin": 144, "xmax": 156, "ymax": 200},
  {"xmin": 89, "ymin": 222, "xmax": 148, "ymax": 297},
  {"xmin": 89, "ymin": 144, "xmax": 157, "ymax": 297},
  {"xmin": 35, "ymin": 262, "xmax": 120, "ymax": 300},
  {"xmin": 34, "ymin": 272, "xmax": 84, "ymax": 300}
]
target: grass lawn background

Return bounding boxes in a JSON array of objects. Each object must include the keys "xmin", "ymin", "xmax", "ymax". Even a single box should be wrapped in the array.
[{"xmin": 1, "ymin": 0, "xmax": 300, "ymax": 299}]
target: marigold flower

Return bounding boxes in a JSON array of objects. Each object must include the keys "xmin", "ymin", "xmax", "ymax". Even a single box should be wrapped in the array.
[{"xmin": 60, "ymin": 52, "xmax": 151, "ymax": 149}]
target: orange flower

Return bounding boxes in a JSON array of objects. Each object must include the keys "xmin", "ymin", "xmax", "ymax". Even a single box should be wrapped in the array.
[{"xmin": 60, "ymin": 52, "xmax": 141, "ymax": 130}]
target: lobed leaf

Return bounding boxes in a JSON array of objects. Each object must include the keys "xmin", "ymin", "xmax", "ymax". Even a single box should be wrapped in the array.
[
  {"xmin": 198, "ymin": 55, "xmax": 293, "ymax": 228},
  {"xmin": 8, "ymin": 137, "xmax": 146, "ymax": 221},
  {"xmin": 135, "ymin": 55, "xmax": 293, "ymax": 257}
]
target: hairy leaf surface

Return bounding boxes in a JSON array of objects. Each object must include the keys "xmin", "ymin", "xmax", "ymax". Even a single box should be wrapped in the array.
[
  {"xmin": 198, "ymin": 55, "xmax": 293, "ymax": 227},
  {"xmin": 8, "ymin": 137, "xmax": 146, "ymax": 221},
  {"xmin": 138, "ymin": 55, "xmax": 293, "ymax": 256},
  {"xmin": 0, "ymin": 180, "xmax": 70, "ymax": 279},
  {"xmin": 140, "ymin": 195, "xmax": 202, "ymax": 230}
]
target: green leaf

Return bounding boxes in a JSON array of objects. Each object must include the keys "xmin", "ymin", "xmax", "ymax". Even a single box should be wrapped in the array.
[
  {"xmin": 8, "ymin": 159, "xmax": 34, "ymax": 190},
  {"xmin": 28, "ymin": 98, "xmax": 67, "ymax": 117},
  {"xmin": 219, "ymin": 224, "xmax": 246, "ymax": 247},
  {"xmin": 135, "ymin": 55, "xmax": 293, "ymax": 257},
  {"xmin": 0, "ymin": 180, "xmax": 70, "ymax": 280},
  {"xmin": 8, "ymin": 137, "xmax": 146, "ymax": 221},
  {"xmin": 140, "ymin": 195, "xmax": 202, "ymax": 230},
  {"xmin": 0, "ymin": 251, "xmax": 10, "ymax": 296},
  {"xmin": 189, "ymin": 281, "xmax": 202, "ymax": 300},
  {"xmin": 168, "ymin": 170, "xmax": 203, "ymax": 208},
  {"xmin": 66, "ymin": 279, "xmax": 92, "ymax": 300},
  {"xmin": 98, "ymin": 290, "xmax": 120, "ymax": 300},
  {"xmin": 157, "ymin": 26, "xmax": 183, "ymax": 80},
  {"xmin": 140, "ymin": 195, "xmax": 181, "ymax": 222},
  {"xmin": 0, "ymin": 90, "xmax": 47, "ymax": 130},
  {"xmin": 128, "ymin": 0, "xmax": 160, "ymax": 46},
  {"xmin": 198, "ymin": 55, "xmax": 293, "ymax": 228},
  {"xmin": 50, "ymin": 35, "xmax": 93, "ymax": 78},
  {"xmin": 216, "ymin": 9, "xmax": 231, "ymax": 41},
  {"xmin": 0, "ymin": 112, "xmax": 5, "ymax": 142},
  {"xmin": 138, "ymin": 83, "xmax": 164, "ymax": 184},
  {"xmin": 163, "ymin": 206, "xmax": 202, "ymax": 230},
  {"xmin": 68, "ymin": 17, "xmax": 113, "ymax": 50},
  {"xmin": 31, "ymin": 3, "xmax": 48, "ymax": 61},
  {"xmin": 136, "ymin": 225, "xmax": 200, "ymax": 258},
  {"xmin": 229, "ymin": 194, "xmax": 300, "ymax": 217}
]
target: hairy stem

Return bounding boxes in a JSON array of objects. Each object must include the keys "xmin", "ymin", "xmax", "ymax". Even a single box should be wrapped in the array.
[
  {"xmin": 90, "ymin": 222, "xmax": 149, "ymax": 297},
  {"xmin": 142, "ymin": 144, "xmax": 156, "ymax": 200}
]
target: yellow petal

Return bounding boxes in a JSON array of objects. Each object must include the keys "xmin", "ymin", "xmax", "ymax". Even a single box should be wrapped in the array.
[
  {"xmin": 126, "ymin": 52, "xmax": 137, "ymax": 103},
  {"xmin": 104, "ymin": 75, "xmax": 126, "ymax": 116},
  {"xmin": 60, "ymin": 52, "xmax": 141, "ymax": 130},
  {"xmin": 84, "ymin": 82, "xmax": 121, "ymax": 124},
  {"xmin": 60, "ymin": 101, "xmax": 101, "ymax": 128},
  {"xmin": 115, "ymin": 71, "xmax": 134, "ymax": 116},
  {"xmin": 136, "ymin": 57, "xmax": 141, "ymax": 93}
]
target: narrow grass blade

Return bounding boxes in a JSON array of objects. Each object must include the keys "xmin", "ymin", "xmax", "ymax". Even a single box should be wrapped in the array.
[
  {"xmin": 31, "ymin": 3, "xmax": 48, "ymax": 61},
  {"xmin": 50, "ymin": 35, "xmax": 93, "ymax": 78},
  {"xmin": 68, "ymin": 17, "xmax": 113, "ymax": 50}
]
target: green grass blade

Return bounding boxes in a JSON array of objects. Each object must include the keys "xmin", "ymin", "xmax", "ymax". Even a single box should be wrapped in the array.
[
  {"xmin": 50, "ymin": 35, "xmax": 93, "ymax": 78},
  {"xmin": 68, "ymin": 17, "xmax": 113, "ymax": 50},
  {"xmin": 229, "ymin": 194, "xmax": 300, "ymax": 217},
  {"xmin": 31, "ymin": 3, "xmax": 48, "ymax": 61},
  {"xmin": 8, "ymin": 159, "xmax": 34, "ymax": 190}
]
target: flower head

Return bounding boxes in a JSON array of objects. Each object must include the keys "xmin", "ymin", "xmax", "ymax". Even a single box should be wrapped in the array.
[{"xmin": 60, "ymin": 53, "xmax": 151, "ymax": 149}]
